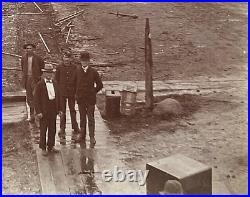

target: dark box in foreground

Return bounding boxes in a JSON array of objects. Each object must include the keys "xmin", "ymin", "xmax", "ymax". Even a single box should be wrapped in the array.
[{"xmin": 146, "ymin": 154, "xmax": 212, "ymax": 194}]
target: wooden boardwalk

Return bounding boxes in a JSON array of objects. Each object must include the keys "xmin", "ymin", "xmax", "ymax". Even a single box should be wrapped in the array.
[{"xmin": 31, "ymin": 105, "xmax": 145, "ymax": 194}]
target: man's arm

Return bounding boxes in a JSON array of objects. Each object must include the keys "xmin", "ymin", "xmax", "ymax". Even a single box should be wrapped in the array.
[
  {"xmin": 55, "ymin": 81, "xmax": 61, "ymax": 114},
  {"xmin": 34, "ymin": 82, "xmax": 42, "ymax": 115},
  {"xmin": 40, "ymin": 56, "xmax": 45, "ymax": 70},
  {"xmin": 55, "ymin": 66, "xmax": 60, "ymax": 83},
  {"xmin": 21, "ymin": 57, "xmax": 24, "ymax": 71},
  {"xmin": 94, "ymin": 70, "xmax": 103, "ymax": 93}
]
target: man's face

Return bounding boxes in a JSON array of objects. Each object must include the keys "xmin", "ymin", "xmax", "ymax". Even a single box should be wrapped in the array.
[
  {"xmin": 73, "ymin": 53, "xmax": 81, "ymax": 62},
  {"xmin": 25, "ymin": 45, "xmax": 35, "ymax": 56},
  {"xmin": 80, "ymin": 60, "xmax": 90, "ymax": 68},
  {"xmin": 43, "ymin": 72, "xmax": 55, "ymax": 80}
]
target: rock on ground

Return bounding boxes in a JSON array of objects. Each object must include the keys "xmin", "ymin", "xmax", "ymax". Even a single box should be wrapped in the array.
[{"xmin": 153, "ymin": 98, "xmax": 183, "ymax": 119}]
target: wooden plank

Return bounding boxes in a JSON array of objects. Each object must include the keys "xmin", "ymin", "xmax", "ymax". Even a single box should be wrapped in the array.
[
  {"xmin": 48, "ymin": 153, "xmax": 69, "ymax": 194},
  {"xmin": 36, "ymin": 150, "xmax": 57, "ymax": 194},
  {"xmin": 60, "ymin": 148, "xmax": 86, "ymax": 194}
]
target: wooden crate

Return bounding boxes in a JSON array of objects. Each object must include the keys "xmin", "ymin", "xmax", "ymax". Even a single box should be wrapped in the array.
[{"xmin": 146, "ymin": 154, "xmax": 212, "ymax": 194}]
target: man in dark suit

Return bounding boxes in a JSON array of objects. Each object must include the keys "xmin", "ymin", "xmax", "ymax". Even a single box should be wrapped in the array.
[
  {"xmin": 75, "ymin": 52, "xmax": 103, "ymax": 148},
  {"xmin": 55, "ymin": 51, "xmax": 80, "ymax": 142},
  {"xmin": 34, "ymin": 64, "xmax": 61, "ymax": 156},
  {"xmin": 21, "ymin": 43, "xmax": 45, "ymax": 122}
]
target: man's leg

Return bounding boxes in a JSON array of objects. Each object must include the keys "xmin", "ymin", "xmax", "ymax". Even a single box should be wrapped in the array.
[
  {"xmin": 59, "ymin": 96, "xmax": 67, "ymax": 138},
  {"xmin": 26, "ymin": 77, "xmax": 35, "ymax": 122},
  {"xmin": 68, "ymin": 97, "xmax": 79, "ymax": 132},
  {"xmin": 47, "ymin": 115, "xmax": 58, "ymax": 152},
  {"xmin": 78, "ymin": 103, "xmax": 87, "ymax": 142},
  {"xmin": 39, "ymin": 118, "xmax": 48, "ymax": 156},
  {"xmin": 86, "ymin": 104, "xmax": 96, "ymax": 147}
]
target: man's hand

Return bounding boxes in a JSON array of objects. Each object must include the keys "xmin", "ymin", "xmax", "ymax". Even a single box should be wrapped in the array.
[
  {"xmin": 58, "ymin": 111, "xmax": 64, "ymax": 117},
  {"xmin": 36, "ymin": 113, "xmax": 43, "ymax": 119}
]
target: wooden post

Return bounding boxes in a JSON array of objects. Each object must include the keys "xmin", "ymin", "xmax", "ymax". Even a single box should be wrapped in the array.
[{"xmin": 145, "ymin": 18, "xmax": 154, "ymax": 110}]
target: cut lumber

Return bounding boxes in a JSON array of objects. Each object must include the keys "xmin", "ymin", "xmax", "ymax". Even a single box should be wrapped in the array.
[
  {"xmin": 57, "ymin": 10, "xmax": 84, "ymax": 22},
  {"xmin": 108, "ymin": 12, "xmax": 138, "ymax": 19},
  {"xmin": 55, "ymin": 10, "xmax": 85, "ymax": 25},
  {"xmin": 33, "ymin": 2, "xmax": 43, "ymax": 13},
  {"xmin": 36, "ymin": 150, "xmax": 57, "ymax": 194},
  {"xmin": 38, "ymin": 32, "xmax": 51, "ymax": 53},
  {"xmin": 2, "ymin": 52, "xmax": 59, "ymax": 66}
]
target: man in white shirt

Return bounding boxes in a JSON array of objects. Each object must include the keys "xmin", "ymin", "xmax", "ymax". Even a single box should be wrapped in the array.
[{"xmin": 34, "ymin": 64, "xmax": 62, "ymax": 156}]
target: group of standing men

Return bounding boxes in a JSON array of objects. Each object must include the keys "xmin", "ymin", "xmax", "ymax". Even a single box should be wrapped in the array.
[{"xmin": 21, "ymin": 43, "xmax": 103, "ymax": 156}]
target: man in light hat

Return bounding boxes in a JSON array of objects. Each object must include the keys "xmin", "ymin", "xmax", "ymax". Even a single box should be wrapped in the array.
[
  {"xmin": 75, "ymin": 51, "xmax": 103, "ymax": 148},
  {"xmin": 55, "ymin": 51, "xmax": 80, "ymax": 143},
  {"xmin": 34, "ymin": 64, "xmax": 61, "ymax": 156},
  {"xmin": 159, "ymin": 180, "xmax": 184, "ymax": 195},
  {"xmin": 21, "ymin": 43, "xmax": 45, "ymax": 123}
]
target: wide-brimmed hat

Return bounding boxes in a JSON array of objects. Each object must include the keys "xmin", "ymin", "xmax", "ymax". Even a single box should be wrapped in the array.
[
  {"xmin": 42, "ymin": 63, "xmax": 56, "ymax": 73},
  {"xmin": 159, "ymin": 180, "xmax": 184, "ymax": 195},
  {"xmin": 23, "ymin": 43, "xmax": 36, "ymax": 49}
]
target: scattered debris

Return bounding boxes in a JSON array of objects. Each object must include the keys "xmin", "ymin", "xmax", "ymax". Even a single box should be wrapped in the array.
[
  {"xmin": 2, "ymin": 52, "xmax": 22, "ymax": 58},
  {"xmin": 61, "ymin": 21, "xmax": 72, "ymax": 31},
  {"xmin": 82, "ymin": 36, "xmax": 101, "ymax": 41},
  {"xmin": 2, "ymin": 51, "xmax": 58, "ymax": 66},
  {"xmin": 16, "ymin": 12, "xmax": 47, "ymax": 15},
  {"xmin": 107, "ymin": 52, "xmax": 119, "ymax": 55},
  {"xmin": 55, "ymin": 10, "xmax": 85, "ymax": 25},
  {"xmin": 191, "ymin": 146, "xmax": 202, "ymax": 149},
  {"xmin": 186, "ymin": 121, "xmax": 195, "ymax": 126},
  {"xmin": 108, "ymin": 12, "xmax": 138, "ymax": 19},
  {"xmin": 38, "ymin": 32, "xmax": 51, "ymax": 53},
  {"xmin": 66, "ymin": 26, "xmax": 72, "ymax": 43},
  {"xmin": 2, "ymin": 67, "xmax": 22, "ymax": 71},
  {"xmin": 33, "ymin": 2, "xmax": 43, "ymax": 13}
]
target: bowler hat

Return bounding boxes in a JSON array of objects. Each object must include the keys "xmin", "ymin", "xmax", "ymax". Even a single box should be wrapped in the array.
[
  {"xmin": 23, "ymin": 43, "xmax": 36, "ymax": 49},
  {"xmin": 42, "ymin": 63, "xmax": 56, "ymax": 73},
  {"xmin": 159, "ymin": 180, "xmax": 184, "ymax": 194},
  {"xmin": 79, "ymin": 51, "xmax": 90, "ymax": 61}
]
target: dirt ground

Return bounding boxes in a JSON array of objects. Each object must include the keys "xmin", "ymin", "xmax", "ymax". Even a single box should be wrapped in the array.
[
  {"xmin": 55, "ymin": 2, "xmax": 248, "ymax": 194},
  {"xmin": 2, "ymin": 121, "xmax": 41, "ymax": 194},
  {"xmin": 2, "ymin": 2, "xmax": 248, "ymax": 194},
  {"xmin": 53, "ymin": 2, "xmax": 247, "ymax": 81}
]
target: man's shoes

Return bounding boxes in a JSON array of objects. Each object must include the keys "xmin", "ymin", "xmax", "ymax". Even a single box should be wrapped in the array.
[
  {"xmin": 72, "ymin": 128, "xmax": 80, "ymax": 134},
  {"xmin": 48, "ymin": 147, "xmax": 60, "ymax": 153},
  {"xmin": 41, "ymin": 149, "xmax": 48, "ymax": 156},
  {"xmin": 71, "ymin": 130, "xmax": 79, "ymax": 141},
  {"xmin": 90, "ymin": 137, "xmax": 96, "ymax": 148},
  {"xmin": 76, "ymin": 134, "xmax": 86, "ymax": 143},
  {"xmin": 58, "ymin": 130, "xmax": 65, "ymax": 138}
]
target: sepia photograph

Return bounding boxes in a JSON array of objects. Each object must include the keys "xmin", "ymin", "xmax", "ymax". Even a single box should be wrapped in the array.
[{"xmin": 2, "ymin": 2, "xmax": 248, "ymax": 194}]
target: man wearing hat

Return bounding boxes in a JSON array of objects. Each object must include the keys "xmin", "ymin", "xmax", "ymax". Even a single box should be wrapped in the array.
[
  {"xmin": 159, "ymin": 180, "xmax": 184, "ymax": 195},
  {"xmin": 55, "ymin": 51, "xmax": 80, "ymax": 142},
  {"xmin": 75, "ymin": 51, "xmax": 103, "ymax": 148},
  {"xmin": 34, "ymin": 64, "xmax": 61, "ymax": 156},
  {"xmin": 21, "ymin": 43, "xmax": 45, "ymax": 123}
]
